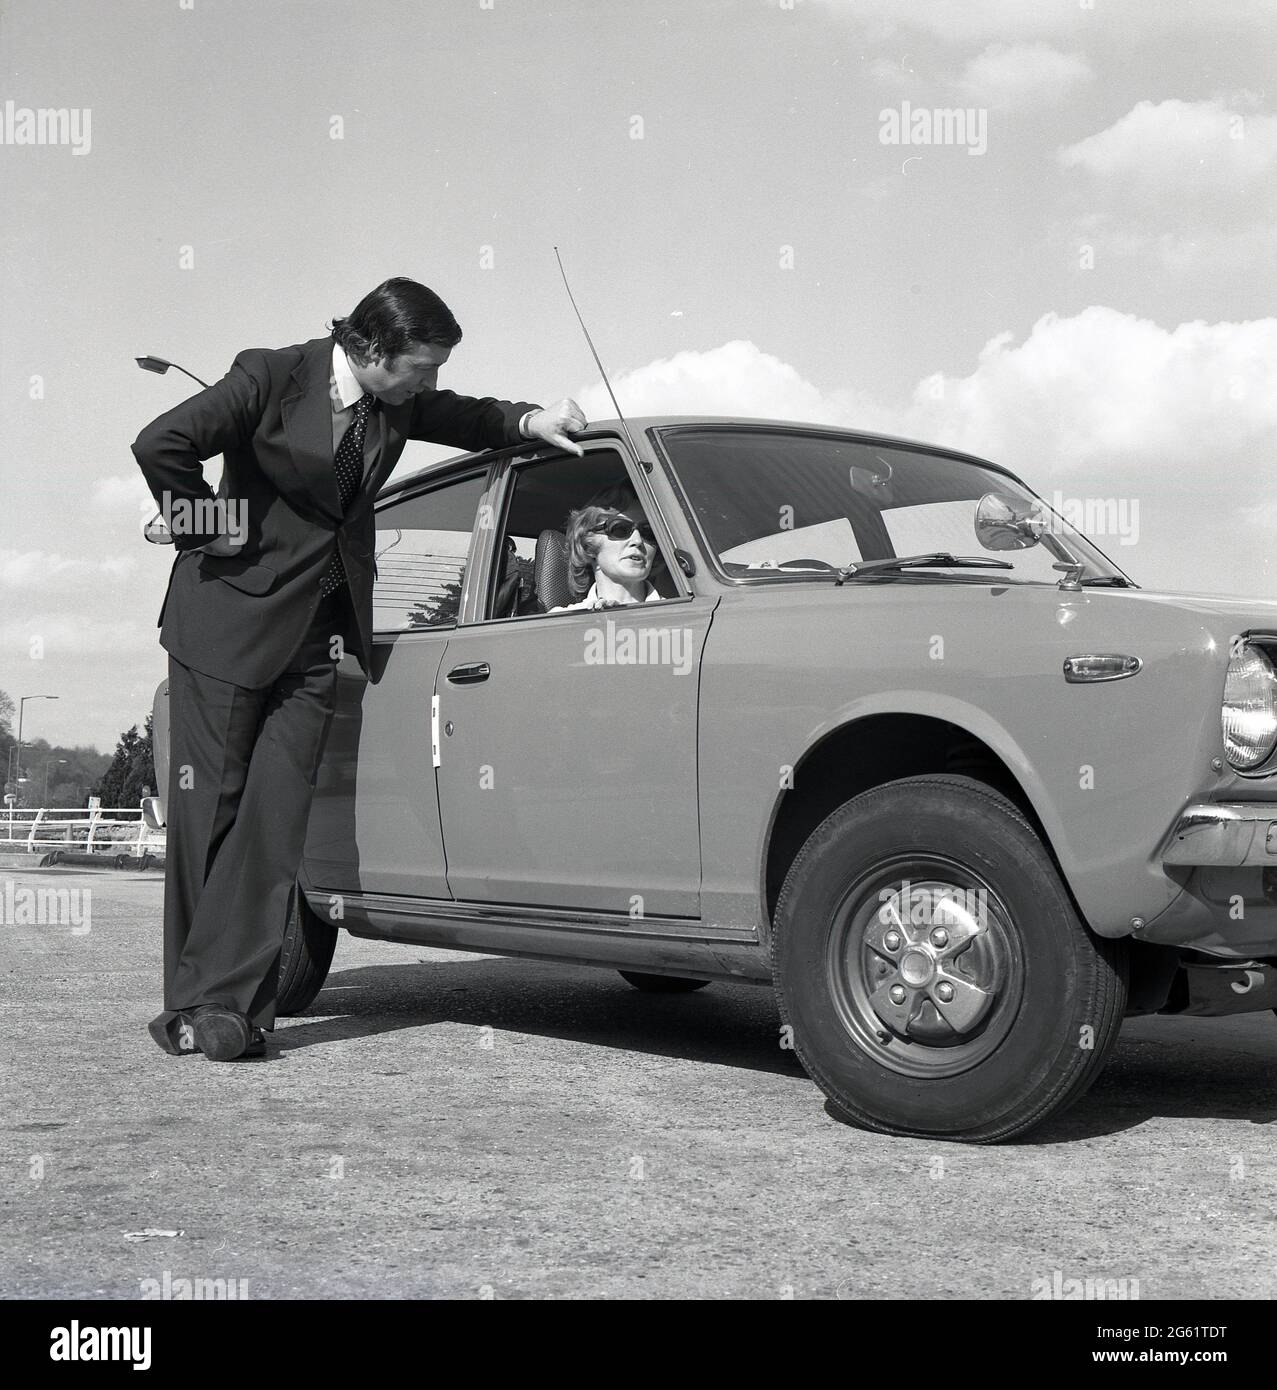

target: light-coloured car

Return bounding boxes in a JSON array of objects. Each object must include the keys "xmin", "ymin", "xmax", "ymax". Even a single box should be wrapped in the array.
[{"xmin": 151, "ymin": 417, "xmax": 1277, "ymax": 1141}]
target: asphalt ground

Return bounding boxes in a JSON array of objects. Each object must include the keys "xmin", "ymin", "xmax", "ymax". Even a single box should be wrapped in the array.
[{"xmin": 2, "ymin": 866, "xmax": 1275, "ymax": 1300}]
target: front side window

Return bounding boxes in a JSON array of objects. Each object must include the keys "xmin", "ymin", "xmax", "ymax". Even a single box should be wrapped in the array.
[
  {"xmin": 661, "ymin": 429, "xmax": 1127, "ymax": 586},
  {"xmin": 484, "ymin": 450, "xmax": 680, "ymax": 619},
  {"xmin": 372, "ymin": 471, "xmax": 486, "ymax": 632}
]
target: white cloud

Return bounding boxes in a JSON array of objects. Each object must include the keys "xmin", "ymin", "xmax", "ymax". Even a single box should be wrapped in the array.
[
  {"xmin": 1060, "ymin": 98, "xmax": 1277, "ymax": 202},
  {"xmin": 899, "ymin": 307, "xmax": 1277, "ymax": 468},
  {"xmin": 868, "ymin": 308, "xmax": 1277, "ymax": 596},
  {"xmin": 1058, "ymin": 99, "xmax": 1277, "ymax": 273},
  {"xmin": 0, "ymin": 611, "xmax": 159, "ymax": 658},
  {"xmin": 807, "ymin": 0, "xmax": 1089, "ymax": 43},
  {"xmin": 574, "ymin": 339, "xmax": 882, "ymax": 427},
  {"xmin": 1239, "ymin": 498, "xmax": 1277, "ymax": 529},
  {"xmin": 582, "ymin": 312, "xmax": 1276, "ymax": 474},
  {"xmin": 866, "ymin": 56, "xmax": 914, "ymax": 85},
  {"xmin": 92, "ymin": 473, "xmax": 154, "ymax": 513},
  {"xmin": 808, "ymin": 0, "xmax": 1271, "ymax": 44},
  {"xmin": 577, "ymin": 311, "xmax": 1277, "ymax": 596},
  {"xmin": 957, "ymin": 43, "xmax": 1092, "ymax": 110},
  {"xmin": 0, "ymin": 548, "xmax": 137, "ymax": 589}
]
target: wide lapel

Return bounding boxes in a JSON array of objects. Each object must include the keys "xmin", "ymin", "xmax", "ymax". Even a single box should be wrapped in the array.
[{"xmin": 280, "ymin": 337, "xmax": 343, "ymax": 523}]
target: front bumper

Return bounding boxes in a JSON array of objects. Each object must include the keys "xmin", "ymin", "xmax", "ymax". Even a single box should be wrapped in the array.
[
  {"xmin": 1136, "ymin": 802, "xmax": 1277, "ymax": 959},
  {"xmin": 1161, "ymin": 802, "xmax": 1277, "ymax": 867}
]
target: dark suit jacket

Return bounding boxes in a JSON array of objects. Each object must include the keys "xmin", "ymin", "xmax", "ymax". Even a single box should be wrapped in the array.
[{"xmin": 132, "ymin": 336, "xmax": 540, "ymax": 688}]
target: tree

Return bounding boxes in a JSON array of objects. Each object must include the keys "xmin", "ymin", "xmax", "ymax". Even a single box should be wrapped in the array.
[
  {"xmin": 409, "ymin": 576, "xmax": 462, "ymax": 628},
  {"xmin": 92, "ymin": 714, "xmax": 156, "ymax": 808},
  {"xmin": 0, "ymin": 687, "xmax": 14, "ymax": 792}
]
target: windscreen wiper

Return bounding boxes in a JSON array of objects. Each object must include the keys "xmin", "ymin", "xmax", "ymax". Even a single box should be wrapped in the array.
[
  {"xmin": 1077, "ymin": 575, "xmax": 1136, "ymax": 587},
  {"xmin": 834, "ymin": 553, "xmax": 1016, "ymax": 584}
]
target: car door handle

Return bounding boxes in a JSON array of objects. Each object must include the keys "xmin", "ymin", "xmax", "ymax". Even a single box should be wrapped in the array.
[{"xmin": 446, "ymin": 661, "xmax": 490, "ymax": 684}]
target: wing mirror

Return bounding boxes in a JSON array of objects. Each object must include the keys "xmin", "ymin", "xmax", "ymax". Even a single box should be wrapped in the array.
[{"xmin": 975, "ymin": 493, "xmax": 1047, "ymax": 551}]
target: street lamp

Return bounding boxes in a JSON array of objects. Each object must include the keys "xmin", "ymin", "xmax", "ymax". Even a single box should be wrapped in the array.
[
  {"xmin": 136, "ymin": 356, "xmax": 211, "ymax": 545},
  {"xmin": 13, "ymin": 695, "xmax": 58, "ymax": 804},
  {"xmin": 135, "ymin": 356, "xmax": 210, "ymax": 390}
]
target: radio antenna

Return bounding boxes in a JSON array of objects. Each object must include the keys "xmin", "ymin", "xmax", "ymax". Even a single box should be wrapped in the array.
[{"xmin": 553, "ymin": 245, "xmax": 647, "ymax": 468}]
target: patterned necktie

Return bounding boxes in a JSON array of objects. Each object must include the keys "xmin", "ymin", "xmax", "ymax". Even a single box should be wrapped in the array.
[{"xmin": 319, "ymin": 392, "xmax": 375, "ymax": 596}]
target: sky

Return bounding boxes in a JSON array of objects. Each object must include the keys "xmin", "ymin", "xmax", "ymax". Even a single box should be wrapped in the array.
[{"xmin": 1, "ymin": 0, "xmax": 1275, "ymax": 752}]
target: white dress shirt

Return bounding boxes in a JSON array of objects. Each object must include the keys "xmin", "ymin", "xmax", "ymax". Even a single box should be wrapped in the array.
[
  {"xmin": 330, "ymin": 342, "xmax": 383, "ymax": 479},
  {"xmin": 333, "ymin": 341, "xmax": 538, "ymax": 454}
]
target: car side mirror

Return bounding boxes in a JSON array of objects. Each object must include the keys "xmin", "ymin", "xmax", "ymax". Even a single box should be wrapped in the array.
[{"xmin": 975, "ymin": 492, "xmax": 1046, "ymax": 552}]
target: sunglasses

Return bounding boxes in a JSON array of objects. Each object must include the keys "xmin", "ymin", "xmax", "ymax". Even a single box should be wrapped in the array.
[{"xmin": 590, "ymin": 516, "xmax": 656, "ymax": 545}]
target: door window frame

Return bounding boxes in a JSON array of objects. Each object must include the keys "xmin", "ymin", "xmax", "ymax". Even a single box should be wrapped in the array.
[
  {"xmin": 369, "ymin": 460, "xmax": 497, "ymax": 639},
  {"xmin": 463, "ymin": 435, "xmax": 695, "ymax": 628}
]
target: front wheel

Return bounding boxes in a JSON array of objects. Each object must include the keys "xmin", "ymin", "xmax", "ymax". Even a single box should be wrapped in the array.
[
  {"xmin": 772, "ymin": 775, "xmax": 1127, "ymax": 1143},
  {"xmin": 277, "ymin": 885, "xmax": 338, "ymax": 1016}
]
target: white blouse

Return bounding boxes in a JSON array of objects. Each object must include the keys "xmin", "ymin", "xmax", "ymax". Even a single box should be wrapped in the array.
[{"xmin": 550, "ymin": 581, "xmax": 662, "ymax": 612}]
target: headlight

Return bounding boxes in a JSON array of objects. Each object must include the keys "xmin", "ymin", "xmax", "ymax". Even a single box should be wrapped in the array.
[{"xmin": 1222, "ymin": 643, "xmax": 1277, "ymax": 771}]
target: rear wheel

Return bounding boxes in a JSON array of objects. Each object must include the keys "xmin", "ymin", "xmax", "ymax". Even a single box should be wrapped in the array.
[
  {"xmin": 618, "ymin": 971, "xmax": 711, "ymax": 994},
  {"xmin": 277, "ymin": 885, "xmax": 338, "ymax": 1016},
  {"xmin": 772, "ymin": 775, "xmax": 1127, "ymax": 1142}
]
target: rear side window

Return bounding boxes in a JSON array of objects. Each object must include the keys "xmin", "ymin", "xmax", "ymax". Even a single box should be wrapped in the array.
[{"xmin": 372, "ymin": 472, "xmax": 486, "ymax": 631}]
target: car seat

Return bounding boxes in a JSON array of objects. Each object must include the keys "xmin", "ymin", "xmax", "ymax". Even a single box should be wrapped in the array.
[
  {"xmin": 533, "ymin": 530, "xmax": 574, "ymax": 610},
  {"xmin": 492, "ymin": 536, "xmax": 539, "ymax": 618}
]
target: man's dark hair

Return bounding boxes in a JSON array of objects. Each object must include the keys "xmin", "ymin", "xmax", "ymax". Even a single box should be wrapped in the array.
[{"xmin": 330, "ymin": 277, "xmax": 462, "ymax": 364}]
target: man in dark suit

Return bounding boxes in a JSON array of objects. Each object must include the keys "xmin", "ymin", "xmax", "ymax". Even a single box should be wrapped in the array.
[{"xmin": 133, "ymin": 277, "xmax": 587, "ymax": 1061}]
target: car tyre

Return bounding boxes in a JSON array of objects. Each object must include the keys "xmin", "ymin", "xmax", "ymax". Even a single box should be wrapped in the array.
[
  {"xmin": 771, "ymin": 774, "xmax": 1127, "ymax": 1143},
  {"xmin": 276, "ymin": 884, "xmax": 339, "ymax": 1016},
  {"xmin": 618, "ymin": 971, "xmax": 711, "ymax": 993}
]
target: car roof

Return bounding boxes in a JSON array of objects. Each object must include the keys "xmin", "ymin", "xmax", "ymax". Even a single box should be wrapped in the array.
[{"xmin": 378, "ymin": 414, "xmax": 1020, "ymax": 500}]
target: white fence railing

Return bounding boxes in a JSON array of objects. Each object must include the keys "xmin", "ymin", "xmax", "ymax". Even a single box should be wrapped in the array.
[{"xmin": 0, "ymin": 806, "xmax": 166, "ymax": 855}]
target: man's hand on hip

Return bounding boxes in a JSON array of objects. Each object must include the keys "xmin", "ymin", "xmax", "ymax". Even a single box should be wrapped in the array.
[
  {"xmin": 196, "ymin": 533, "xmax": 246, "ymax": 557},
  {"xmin": 524, "ymin": 399, "xmax": 588, "ymax": 456}
]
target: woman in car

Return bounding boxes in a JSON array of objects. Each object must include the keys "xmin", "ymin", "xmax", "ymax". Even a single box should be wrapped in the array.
[{"xmin": 551, "ymin": 506, "xmax": 665, "ymax": 611}]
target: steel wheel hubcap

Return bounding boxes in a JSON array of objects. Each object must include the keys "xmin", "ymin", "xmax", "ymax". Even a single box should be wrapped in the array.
[
  {"xmin": 826, "ymin": 858, "xmax": 1023, "ymax": 1078},
  {"xmin": 867, "ymin": 879, "xmax": 1000, "ymax": 1038}
]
